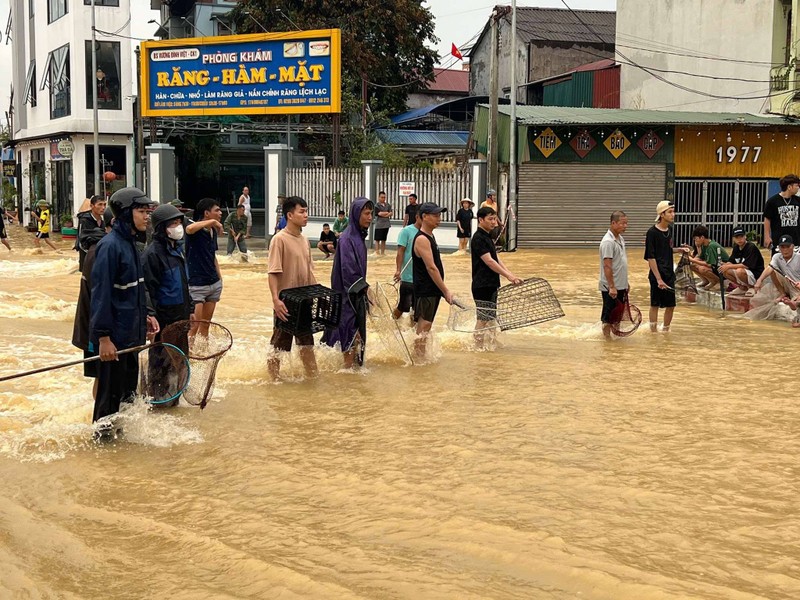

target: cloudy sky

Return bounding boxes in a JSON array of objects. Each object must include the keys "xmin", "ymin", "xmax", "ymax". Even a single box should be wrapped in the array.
[{"xmin": 0, "ymin": 0, "xmax": 615, "ymax": 127}]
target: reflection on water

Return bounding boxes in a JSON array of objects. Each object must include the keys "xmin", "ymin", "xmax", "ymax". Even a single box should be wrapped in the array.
[{"xmin": 1, "ymin": 239, "xmax": 799, "ymax": 599}]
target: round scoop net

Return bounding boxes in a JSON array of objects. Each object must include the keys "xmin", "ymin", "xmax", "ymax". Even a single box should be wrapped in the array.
[
  {"xmin": 366, "ymin": 282, "xmax": 414, "ymax": 365},
  {"xmin": 159, "ymin": 320, "xmax": 233, "ymax": 408},
  {"xmin": 448, "ymin": 277, "xmax": 565, "ymax": 332},
  {"xmin": 137, "ymin": 342, "xmax": 191, "ymax": 406},
  {"xmin": 608, "ymin": 300, "xmax": 642, "ymax": 337}
]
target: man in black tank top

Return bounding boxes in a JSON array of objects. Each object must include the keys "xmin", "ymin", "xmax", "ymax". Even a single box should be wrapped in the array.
[{"xmin": 413, "ymin": 203, "xmax": 454, "ymax": 359}]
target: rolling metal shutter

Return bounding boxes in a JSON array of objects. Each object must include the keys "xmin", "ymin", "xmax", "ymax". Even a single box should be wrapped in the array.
[{"xmin": 517, "ymin": 163, "xmax": 666, "ymax": 247}]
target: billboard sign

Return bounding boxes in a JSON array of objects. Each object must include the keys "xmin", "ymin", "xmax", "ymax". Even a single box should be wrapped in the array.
[{"xmin": 140, "ymin": 30, "xmax": 341, "ymax": 117}]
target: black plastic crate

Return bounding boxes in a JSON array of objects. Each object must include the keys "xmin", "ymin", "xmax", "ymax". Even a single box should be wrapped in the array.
[{"xmin": 277, "ymin": 284, "xmax": 342, "ymax": 336}]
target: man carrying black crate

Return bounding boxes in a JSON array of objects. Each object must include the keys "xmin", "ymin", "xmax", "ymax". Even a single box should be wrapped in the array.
[{"xmin": 267, "ymin": 196, "xmax": 319, "ymax": 380}]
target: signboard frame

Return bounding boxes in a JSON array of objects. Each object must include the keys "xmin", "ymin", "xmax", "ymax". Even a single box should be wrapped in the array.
[{"xmin": 140, "ymin": 29, "xmax": 342, "ymax": 117}]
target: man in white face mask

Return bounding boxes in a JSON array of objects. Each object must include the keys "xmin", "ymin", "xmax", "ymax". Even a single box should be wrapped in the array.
[{"xmin": 142, "ymin": 204, "xmax": 193, "ymax": 337}]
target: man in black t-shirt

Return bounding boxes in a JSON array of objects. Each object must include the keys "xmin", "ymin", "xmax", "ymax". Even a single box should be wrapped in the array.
[
  {"xmin": 403, "ymin": 193, "xmax": 419, "ymax": 226},
  {"xmin": 644, "ymin": 201, "xmax": 689, "ymax": 332},
  {"xmin": 471, "ymin": 207, "xmax": 522, "ymax": 348},
  {"xmin": 763, "ymin": 174, "xmax": 800, "ymax": 254},
  {"xmin": 186, "ymin": 197, "xmax": 224, "ymax": 336},
  {"xmin": 720, "ymin": 226, "xmax": 765, "ymax": 296},
  {"xmin": 317, "ymin": 223, "xmax": 337, "ymax": 258}
]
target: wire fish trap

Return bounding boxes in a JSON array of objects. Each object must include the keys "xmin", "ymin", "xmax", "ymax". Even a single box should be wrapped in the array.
[
  {"xmin": 159, "ymin": 320, "xmax": 233, "ymax": 409},
  {"xmin": 448, "ymin": 277, "xmax": 565, "ymax": 333},
  {"xmin": 366, "ymin": 281, "xmax": 414, "ymax": 365},
  {"xmin": 608, "ymin": 300, "xmax": 642, "ymax": 337},
  {"xmin": 137, "ymin": 342, "xmax": 191, "ymax": 406},
  {"xmin": 277, "ymin": 284, "xmax": 342, "ymax": 336}
]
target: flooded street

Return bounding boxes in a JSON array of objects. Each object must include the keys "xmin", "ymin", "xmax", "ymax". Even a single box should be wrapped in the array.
[{"xmin": 1, "ymin": 226, "xmax": 798, "ymax": 599}]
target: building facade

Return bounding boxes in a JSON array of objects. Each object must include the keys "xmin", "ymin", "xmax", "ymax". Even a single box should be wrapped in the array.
[
  {"xmin": 618, "ymin": 0, "xmax": 787, "ymax": 113},
  {"xmin": 475, "ymin": 105, "xmax": 800, "ymax": 248},
  {"xmin": 9, "ymin": 0, "xmax": 134, "ymax": 227},
  {"xmin": 469, "ymin": 7, "xmax": 615, "ymax": 104}
]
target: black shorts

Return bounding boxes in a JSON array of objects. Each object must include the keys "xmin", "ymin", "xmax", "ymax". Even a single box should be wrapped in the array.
[
  {"xmin": 270, "ymin": 316, "xmax": 314, "ymax": 352},
  {"xmin": 396, "ymin": 281, "xmax": 415, "ymax": 314},
  {"xmin": 0, "ymin": 224, "xmax": 6, "ymax": 239},
  {"xmin": 36, "ymin": 231, "xmax": 49, "ymax": 239},
  {"xmin": 456, "ymin": 227, "xmax": 471, "ymax": 239},
  {"xmin": 415, "ymin": 296, "xmax": 441, "ymax": 323},
  {"xmin": 649, "ymin": 275, "xmax": 676, "ymax": 308},
  {"xmin": 374, "ymin": 227, "xmax": 389, "ymax": 242},
  {"xmin": 472, "ymin": 286, "xmax": 498, "ymax": 321},
  {"xmin": 84, "ymin": 349, "xmax": 99, "ymax": 378},
  {"xmin": 601, "ymin": 289, "xmax": 628, "ymax": 324}
]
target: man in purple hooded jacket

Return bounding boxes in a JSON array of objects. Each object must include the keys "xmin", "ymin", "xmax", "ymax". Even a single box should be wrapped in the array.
[{"xmin": 322, "ymin": 197, "xmax": 374, "ymax": 368}]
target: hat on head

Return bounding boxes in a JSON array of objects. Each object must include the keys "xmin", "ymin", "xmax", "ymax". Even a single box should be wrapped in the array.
[
  {"xmin": 655, "ymin": 200, "xmax": 673, "ymax": 222},
  {"xmin": 169, "ymin": 199, "xmax": 183, "ymax": 207},
  {"xmin": 36, "ymin": 199, "xmax": 48, "ymax": 206},
  {"xmin": 419, "ymin": 202, "xmax": 447, "ymax": 216},
  {"xmin": 732, "ymin": 226, "xmax": 746, "ymax": 237},
  {"xmin": 460, "ymin": 197, "xmax": 475, "ymax": 206},
  {"xmin": 779, "ymin": 234, "xmax": 794, "ymax": 246},
  {"xmin": 487, "ymin": 189, "xmax": 497, "ymax": 196}
]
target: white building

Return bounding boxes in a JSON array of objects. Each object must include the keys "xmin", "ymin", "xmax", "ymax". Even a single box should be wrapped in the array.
[
  {"xmin": 9, "ymin": 0, "xmax": 134, "ymax": 227},
  {"xmin": 617, "ymin": 0, "xmax": 788, "ymax": 114}
]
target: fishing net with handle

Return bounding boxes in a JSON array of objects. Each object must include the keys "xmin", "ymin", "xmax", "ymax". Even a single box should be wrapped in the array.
[
  {"xmin": 137, "ymin": 342, "xmax": 191, "ymax": 406},
  {"xmin": 366, "ymin": 281, "xmax": 414, "ymax": 365},
  {"xmin": 608, "ymin": 299, "xmax": 643, "ymax": 337},
  {"xmin": 159, "ymin": 320, "xmax": 233, "ymax": 409}
]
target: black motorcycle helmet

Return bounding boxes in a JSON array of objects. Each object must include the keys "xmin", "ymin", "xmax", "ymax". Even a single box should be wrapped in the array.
[
  {"xmin": 150, "ymin": 203, "xmax": 185, "ymax": 230},
  {"xmin": 109, "ymin": 187, "xmax": 153, "ymax": 217}
]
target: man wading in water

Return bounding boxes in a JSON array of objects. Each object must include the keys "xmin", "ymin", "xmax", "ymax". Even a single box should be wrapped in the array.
[
  {"xmin": 267, "ymin": 196, "xmax": 319, "ymax": 381},
  {"xmin": 644, "ymin": 201, "xmax": 688, "ymax": 332},
  {"xmin": 412, "ymin": 203, "xmax": 454, "ymax": 359},
  {"xmin": 90, "ymin": 188, "xmax": 159, "ymax": 433},
  {"xmin": 322, "ymin": 197, "xmax": 373, "ymax": 368}
]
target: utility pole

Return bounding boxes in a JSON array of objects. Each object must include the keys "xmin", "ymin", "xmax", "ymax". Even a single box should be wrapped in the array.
[
  {"xmin": 487, "ymin": 8, "xmax": 499, "ymax": 195},
  {"xmin": 509, "ymin": 0, "xmax": 518, "ymax": 250},
  {"xmin": 91, "ymin": 0, "xmax": 100, "ymax": 196}
]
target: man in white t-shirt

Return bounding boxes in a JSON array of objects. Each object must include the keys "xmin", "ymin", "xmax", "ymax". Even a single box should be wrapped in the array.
[
  {"xmin": 599, "ymin": 210, "xmax": 629, "ymax": 339},
  {"xmin": 238, "ymin": 186, "xmax": 252, "ymax": 239}
]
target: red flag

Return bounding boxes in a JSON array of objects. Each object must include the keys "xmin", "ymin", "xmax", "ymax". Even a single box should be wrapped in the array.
[{"xmin": 451, "ymin": 43, "xmax": 463, "ymax": 60}]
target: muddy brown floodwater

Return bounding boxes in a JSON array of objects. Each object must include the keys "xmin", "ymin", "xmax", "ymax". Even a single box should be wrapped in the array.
[{"xmin": 1, "ymin": 225, "xmax": 798, "ymax": 599}]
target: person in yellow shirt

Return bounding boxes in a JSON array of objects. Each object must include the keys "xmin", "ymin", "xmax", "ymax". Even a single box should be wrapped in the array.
[{"xmin": 33, "ymin": 200, "xmax": 61, "ymax": 253}]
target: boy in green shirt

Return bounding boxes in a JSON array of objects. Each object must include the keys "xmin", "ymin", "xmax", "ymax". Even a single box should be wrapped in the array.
[
  {"xmin": 332, "ymin": 210, "xmax": 348, "ymax": 237},
  {"xmin": 685, "ymin": 225, "xmax": 729, "ymax": 290}
]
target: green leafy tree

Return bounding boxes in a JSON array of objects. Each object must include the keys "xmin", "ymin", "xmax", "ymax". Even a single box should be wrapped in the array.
[{"xmin": 232, "ymin": 0, "xmax": 439, "ymax": 116}]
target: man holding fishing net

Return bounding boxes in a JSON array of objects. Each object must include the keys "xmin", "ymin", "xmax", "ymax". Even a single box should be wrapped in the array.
[
  {"xmin": 599, "ymin": 211, "xmax": 630, "ymax": 340},
  {"xmin": 90, "ymin": 188, "xmax": 159, "ymax": 427},
  {"xmin": 471, "ymin": 207, "xmax": 522, "ymax": 348}
]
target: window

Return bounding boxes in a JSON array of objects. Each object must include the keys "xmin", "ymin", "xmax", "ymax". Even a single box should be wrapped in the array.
[
  {"xmin": 48, "ymin": 0, "xmax": 67, "ymax": 23},
  {"xmin": 42, "ymin": 44, "xmax": 70, "ymax": 119},
  {"xmin": 83, "ymin": 0, "xmax": 119, "ymax": 6},
  {"xmin": 23, "ymin": 61, "xmax": 36, "ymax": 107},
  {"xmin": 85, "ymin": 41, "xmax": 121, "ymax": 110}
]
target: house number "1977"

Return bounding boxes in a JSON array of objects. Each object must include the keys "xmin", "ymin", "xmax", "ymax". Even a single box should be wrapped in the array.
[{"xmin": 715, "ymin": 145, "xmax": 762, "ymax": 163}]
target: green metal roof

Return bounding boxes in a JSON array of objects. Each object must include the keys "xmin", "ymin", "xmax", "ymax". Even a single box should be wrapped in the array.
[{"xmin": 489, "ymin": 105, "xmax": 799, "ymax": 127}]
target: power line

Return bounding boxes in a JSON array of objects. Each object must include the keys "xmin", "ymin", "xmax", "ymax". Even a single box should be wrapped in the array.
[{"xmin": 557, "ymin": 0, "xmax": 791, "ymax": 102}]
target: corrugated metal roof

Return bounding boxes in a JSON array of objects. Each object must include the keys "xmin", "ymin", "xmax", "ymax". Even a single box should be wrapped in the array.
[
  {"xmin": 491, "ymin": 105, "xmax": 797, "ymax": 126},
  {"xmin": 515, "ymin": 7, "xmax": 615, "ymax": 45},
  {"xmin": 427, "ymin": 68, "xmax": 469, "ymax": 93},
  {"xmin": 375, "ymin": 130, "xmax": 469, "ymax": 147}
]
